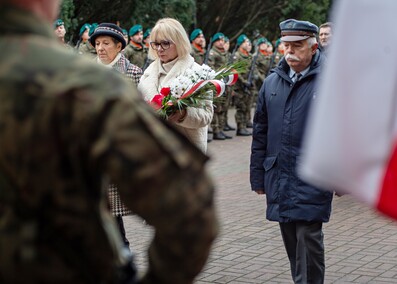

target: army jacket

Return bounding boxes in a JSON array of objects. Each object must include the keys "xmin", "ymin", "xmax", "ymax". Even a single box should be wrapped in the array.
[
  {"xmin": 191, "ymin": 43, "xmax": 205, "ymax": 65},
  {"xmin": 123, "ymin": 42, "xmax": 146, "ymax": 69},
  {"xmin": 208, "ymin": 46, "xmax": 228, "ymax": 70},
  {"xmin": 0, "ymin": 6, "xmax": 218, "ymax": 284}
]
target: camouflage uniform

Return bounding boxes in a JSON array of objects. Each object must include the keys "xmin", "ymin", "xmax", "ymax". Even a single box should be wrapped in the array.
[
  {"xmin": 124, "ymin": 43, "xmax": 146, "ymax": 69},
  {"xmin": 233, "ymin": 49, "xmax": 254, "ymax": 134},
  {"xmin": 208, "ymin": 46, "xmax": 230, "ymax": 138},
  {"xmin": 191, "ymin": 43, "xmax": 206, "ymax": 65},
  {"xmin": 0, "ymin": 6, "xmax": 218, "ymax": 284},
  {"xmin": 78, "ymin": 41, "xmax": 97, "ymax": 59}
]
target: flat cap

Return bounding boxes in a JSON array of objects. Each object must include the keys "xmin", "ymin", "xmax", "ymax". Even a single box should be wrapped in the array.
[{"xmin": 280, "ymin": 19, "xmax": 318, "ymax": 42}]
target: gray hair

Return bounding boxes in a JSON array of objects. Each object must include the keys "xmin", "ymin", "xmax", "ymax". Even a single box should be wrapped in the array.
[{"xmin": 307, "ymin": 37, "xmax": 318, "ymax": 47}]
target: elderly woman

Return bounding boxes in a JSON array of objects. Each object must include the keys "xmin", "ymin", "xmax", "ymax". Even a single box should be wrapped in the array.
[
  {"xmin": 89, "ymin": 23, "xmax": 143, "ymax": 250},
  {"xmin": 89, "ymin": 23, "xmax": 142, "ymax": 86},
  {"xmin": 138, "ymin": 18, "xmax": 213, "ymax": 153}
]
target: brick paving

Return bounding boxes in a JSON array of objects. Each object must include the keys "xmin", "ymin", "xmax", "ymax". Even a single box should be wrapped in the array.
[{"xmin": 124, "ymin": 114, "xmax": 397, "ymax": 284}]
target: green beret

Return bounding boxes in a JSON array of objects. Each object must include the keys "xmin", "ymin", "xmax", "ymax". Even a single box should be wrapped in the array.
[
  {"xmin": 275, "ymin": 38, "xmax": 282, "ymax": 47},
  {"xmin": 53, "ymin": 19, "xmax": 64, "ymax": 29},
  {"xmin": 224, "ymin": 36, "xmax": 229, "ymax": 42},
  {"xmin": 79, "ymin": 23, "xmax": 91, "ymax": 36},
  {"xmin": 237, "ymin": 34, "xmax": 249, "ymax": 47},
  {"xmin": 257, "ymin": 37, "xmax": 268, "ymax": 46},
  {"xmin": 143, "ymin": 28, "xmax": 151, "ymax": 40},
  {"xmin": 122, "ymin": 29, "xmax": 128, "ymax": 36},
  {"xmin": 190, "ymin": 28, "xmax": 203, "ymax": 42},
  {"xmin": 89, "ymin": 23, "xmax": 98, "ymax": 36},
  {"xmin": 211, "ymin": 32, "xmax": 225, "ymax": 43},
  {"xmin": 129, "ymin": 24, "xmax": 143, "ymax": 36}
]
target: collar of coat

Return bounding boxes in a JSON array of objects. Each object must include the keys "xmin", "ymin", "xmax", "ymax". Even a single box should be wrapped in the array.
[{"xmin": 272, "ymin": 49, "xmax": 324, "ymax": 81}]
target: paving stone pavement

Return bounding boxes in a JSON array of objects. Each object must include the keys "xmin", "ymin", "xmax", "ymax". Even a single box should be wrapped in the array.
[{"xmin": 124, "ymin": 114, "xmax": 397, "ymax": 284}]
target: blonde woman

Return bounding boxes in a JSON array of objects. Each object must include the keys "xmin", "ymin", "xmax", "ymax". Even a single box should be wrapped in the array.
[{"xmin": 138, "ymin": 18, "xmax": 214, "ymax": 153}]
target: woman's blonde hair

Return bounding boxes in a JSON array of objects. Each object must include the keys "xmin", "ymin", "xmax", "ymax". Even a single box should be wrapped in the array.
[{"xmin": 148, "ymin": 18, "xmax": 191, "ymax": 60}]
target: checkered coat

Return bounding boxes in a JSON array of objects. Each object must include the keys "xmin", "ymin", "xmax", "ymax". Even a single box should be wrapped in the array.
[
  {"xmin": 113, "ymin": 53, "xmax": 142, "ymax": 86},
  {"xmin": 108, "ymin": 184, "xmax": 132, "ymax": 216}
]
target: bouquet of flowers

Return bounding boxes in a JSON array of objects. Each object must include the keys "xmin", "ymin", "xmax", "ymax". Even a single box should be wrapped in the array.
[{"xmin": 150, "ymin": 61, "xmax": 246, "ymax": 119}]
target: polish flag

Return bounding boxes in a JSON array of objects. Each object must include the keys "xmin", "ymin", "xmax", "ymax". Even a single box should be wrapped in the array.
[{"xmin": 299, "ymin": 0, "xmax": 397, "ymax": 220}]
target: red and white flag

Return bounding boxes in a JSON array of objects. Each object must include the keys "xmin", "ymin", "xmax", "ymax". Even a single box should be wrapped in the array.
[{"xmin": 299, "ymin": 0, "xmax": 397, "ymax": 220}]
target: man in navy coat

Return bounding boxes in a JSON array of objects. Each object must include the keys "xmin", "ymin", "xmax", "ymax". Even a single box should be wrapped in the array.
[{"xmin": 250, "ymin": 19, "xmax": 333, "ymax": 284}]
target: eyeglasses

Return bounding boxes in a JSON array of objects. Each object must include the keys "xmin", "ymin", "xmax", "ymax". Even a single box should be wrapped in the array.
[{"xmin": 150, "ymin": 40, "xmax": 172, "ymax": 50}]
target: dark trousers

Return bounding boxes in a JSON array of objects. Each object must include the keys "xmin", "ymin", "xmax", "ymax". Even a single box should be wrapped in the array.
[{"xmin": 279, "ymin": 222, "xmax": 325, "ymax": 284}]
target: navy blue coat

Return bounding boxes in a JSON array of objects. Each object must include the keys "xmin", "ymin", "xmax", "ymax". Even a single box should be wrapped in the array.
[{"xmin": 250, "ymin": 50, "xmax": 333, "ymax": 223}]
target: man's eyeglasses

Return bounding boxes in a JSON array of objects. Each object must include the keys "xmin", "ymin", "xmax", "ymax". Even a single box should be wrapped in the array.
[{"xmin": 150, "ymin": 40, "xmax": 172, "ymax": 50}]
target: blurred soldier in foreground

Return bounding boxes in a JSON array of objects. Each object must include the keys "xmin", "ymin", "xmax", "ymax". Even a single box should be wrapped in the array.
[{"xmin": 0, "ymin": 1, "xmax": 218, "ymax": 283}]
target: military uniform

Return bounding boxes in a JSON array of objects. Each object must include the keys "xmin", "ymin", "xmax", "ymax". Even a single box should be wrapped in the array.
[
  {"xmin": 233, "ymin": 49, "xmax": 254, "ymax": 135},
  {"xmin": 78, "ymin": 41, "xmax": 97, "ymax": 58},
  {"xmin": 0, "ymin": 6, "xmax": 218, "ymax": 284},
  {"xmin": 208, "ymin": 45, "xmax": 231, "ymax": 139},
  {"xmin": 191, "ymin": 43, "xmax": 206, "ymax": 65},
  {"xmin": 123, "ymin": 43, "xmax": 146, "ymax": 69}
]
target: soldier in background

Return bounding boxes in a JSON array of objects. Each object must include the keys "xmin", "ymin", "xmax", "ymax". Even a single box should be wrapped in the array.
[
  {"xmin": 53, "ymin": 18, "xmax": 69, "ymax": 48},
  {"xmin": 208, "ymin": 32, "xmax": 232, "ymax": 140},
  {"xmin": 79, "ymin": 23, "xmax": 97, "ymax": 58},
  {"xmin": 124, "ymin": 24, "xmax": 146, "ymax": 68},
  {"xmin": 122, "ymin": 28, "xmax": 129, "ymax": 49},
  {"xmin": 75, "ymin": 23, "xmax": 91, "ymax": 51},
  {"xmin": 221, "ymin": 36, "xmax": 236, "ymax": 132},
  {"xmin": 233, "ymin": 34, "xmax": 254, "ymax": 136},
  {"xmin": 190, "ymin": 28, "xmax": 206, "ymax": 65},
  {"xmin": 142, "ymin": 28, "xmax": 153, "ymax": 71},
  {"xmin": 254, "ymin": 37, "xmax": 272, "ymax": 107},
  {"xmin": 0, "ymin": 1, "xmax": 218, "ymax": 283}
]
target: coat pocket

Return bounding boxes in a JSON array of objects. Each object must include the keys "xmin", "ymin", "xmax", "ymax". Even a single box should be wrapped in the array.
[{"xmin": 263, "ymin": 156, "xmax": 278, "ymax": 202}]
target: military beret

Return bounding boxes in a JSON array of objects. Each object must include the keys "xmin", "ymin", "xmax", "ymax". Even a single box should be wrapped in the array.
[
  {"xmin": 89, "ymin": 23, "xmax": 126, "ymax": 50},
  {"xmin": 89, "ymin": 23, "xmax": 98, "ymax": 36},
  {"xmin": 279, "ymin": 19, "xmax": 318, "ymax": 42},
  {"xmin": 79, "ymin": 23, "xmax": 91, "ymax": 37},
  {"xmin": 237, "ymin": 34, "xmax": 249, "ymax": 47},
  {"xmin": 122, "ymin": 29, "xmax": 128, "ymax": 36},
  {"xmin": 190, "ymin": 29, "xmax": 203, "ymax": 42},
  {"xmin": 212, "ymin": 32, "xmax": 225, "ymax": 43},
  {"xmin": 143, "ymin": 28, "xmax": 152, "ymax": 40},
  {"xmin": 224, "ymin": 36, "xmax": 229, "ymax": 43},
  {"xmin": 53, "ymin": 19, "xmax": 64, "ymax": 29},
  {"xmin": 129, "ymin": 24, "xmax": 143, "ymax": 37},
  {"xmin": 257, "ymin": 37, "xmax": 269, "ymax": 46}
]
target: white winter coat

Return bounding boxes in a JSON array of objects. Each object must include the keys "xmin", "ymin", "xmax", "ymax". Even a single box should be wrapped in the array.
[{"xmin": 138, "ymin": 55, "xmax": 213, "ymax": 153}]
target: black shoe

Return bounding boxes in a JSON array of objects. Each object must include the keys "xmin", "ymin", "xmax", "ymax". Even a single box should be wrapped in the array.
[
  {"xmin": 220, "ymin": 131, "xmax": 233, "ymax": 139},
  {"xmin": 246, "ymin": 122, "xmax": 253, "ymax": 128},
  {"xmin": 236, "ymin": 128, "xmax": 252, "ymax": 136},
  {"xmin": 223, "ymin": 124, "xmax": 236, "ymax": 131},
  {"xmin": 213, "ymin": 132, "xmax": 226, "ymax": 140}
]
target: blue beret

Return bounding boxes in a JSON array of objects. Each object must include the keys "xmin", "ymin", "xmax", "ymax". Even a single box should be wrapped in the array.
[
  {"xmin": 211, "ymin": 32, "xmax": 225, "ymax": 43},
  {"xmin": 190, "ymin": 29, "xmax": 203, "ymax": 42},
  {"xmin": 79, "ymin": 23, "xmax": 91, "ymax": 36},
  {"xmin": 53, "ymin": 19, "xmax": 64, "ymax": 29},
  {"xmin": 143, "ymin": 28, "xmax": 151, "ymax": 39},
  {"xmin": 237, "ymin": 34, "xmax": 249, "ymax": 47},
  {"xmin": 129, "ymin": 24, "xmax": 143, "ymax": 36},
  {"xmin": 279, "ymin": 19, "xmax": 318, "ymax": 42}
]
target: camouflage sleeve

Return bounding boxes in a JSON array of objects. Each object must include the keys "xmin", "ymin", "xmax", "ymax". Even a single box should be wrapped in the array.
[{"xmin": 90, "ymin": 93, "xmax": 218, "ymax": 283}]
